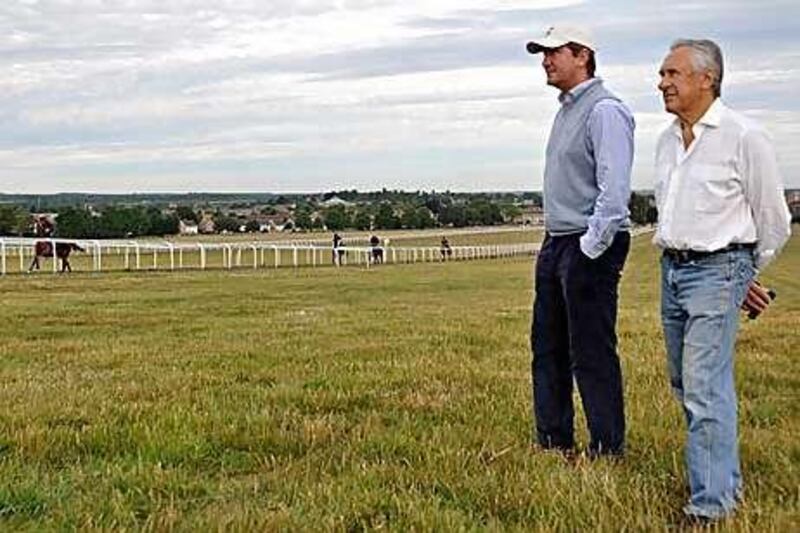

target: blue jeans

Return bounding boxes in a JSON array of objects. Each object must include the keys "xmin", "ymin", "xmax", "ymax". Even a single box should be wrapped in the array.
[{"xmin": 661, "ymin": 248, "xmax": 755, "ymax": 519}]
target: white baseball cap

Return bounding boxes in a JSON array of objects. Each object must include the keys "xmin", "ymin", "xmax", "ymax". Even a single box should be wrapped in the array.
[{"xmin": 526, "ymin": 25, "xmax": 596, "ymax": 54}]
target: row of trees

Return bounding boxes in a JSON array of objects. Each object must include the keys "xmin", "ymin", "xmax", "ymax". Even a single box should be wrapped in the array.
[
  {"xmin": 293, "ymin": 200, "xmax": 512, "ymax": 232},
  {"xmin": 0, "ymin": 204, "xmax": 180, "ymax": 238},
  {"xmin": 317, "ymin": 189, "xmax": 541, "ymax": 207},
  {"xmin": 1, "ymin": 191, "xmax": 664, "ymax": 238},
  {"xmin": 44, "ymin": 207, "xmax": 177, "ymax": 239},
  {"xmin": 0, "ymin": 205, "xmax": 29, "ymax": 235},
  {"xmin": 1, "ymin": 204, "xmax": 183, "ymax": 238}
]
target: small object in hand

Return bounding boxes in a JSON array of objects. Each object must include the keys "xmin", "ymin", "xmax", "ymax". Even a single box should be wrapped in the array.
[{"xmin": 748, "ymin": 289, "xmax": 776, "ymax": 320}]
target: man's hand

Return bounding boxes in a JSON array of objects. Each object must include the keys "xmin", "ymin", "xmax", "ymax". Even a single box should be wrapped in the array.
[{"xmin": 741, "ymin": 280, "xmax": 773, "ymax": 318}]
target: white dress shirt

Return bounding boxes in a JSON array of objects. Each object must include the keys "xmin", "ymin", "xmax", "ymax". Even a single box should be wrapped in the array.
[{"xmin": 653, "ymin": 99, "xmax": 792, "ymax": 269}]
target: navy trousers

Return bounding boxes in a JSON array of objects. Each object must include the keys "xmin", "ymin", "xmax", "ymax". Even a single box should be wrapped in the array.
[{"xmin": 531, "ymin": 231, "xmax": 629, "ymax": 455}]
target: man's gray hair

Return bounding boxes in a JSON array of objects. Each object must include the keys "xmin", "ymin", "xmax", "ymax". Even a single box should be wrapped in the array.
[{"xmin": 670, "ymin": 39, "xmax": 724, "ymax": 97}]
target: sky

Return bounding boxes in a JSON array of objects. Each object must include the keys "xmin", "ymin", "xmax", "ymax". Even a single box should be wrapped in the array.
[{"xmin": 1, "ymin": 0, "xmax": 798, "ymax": 194}]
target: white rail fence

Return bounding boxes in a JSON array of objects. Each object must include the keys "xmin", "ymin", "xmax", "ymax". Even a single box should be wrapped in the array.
[{"xmin": 0, "ymin": 237, "xmax": 540, "ymax": 275}]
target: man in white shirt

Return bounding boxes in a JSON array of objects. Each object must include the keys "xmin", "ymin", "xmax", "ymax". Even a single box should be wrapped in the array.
[{"xmin": 654, "ymin": 39, "xmax": 791, "ymax": 522}]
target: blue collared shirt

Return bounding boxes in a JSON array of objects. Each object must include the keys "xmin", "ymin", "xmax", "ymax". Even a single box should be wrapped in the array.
[{"xmin": 552, "ymin": 78, "xmax": 634, "ymax": 259}]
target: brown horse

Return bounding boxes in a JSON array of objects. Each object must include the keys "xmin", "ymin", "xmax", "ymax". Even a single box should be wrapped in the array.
[{"xmin": 28, "ymin": 241, "xmax": 85, "ymax": 273}]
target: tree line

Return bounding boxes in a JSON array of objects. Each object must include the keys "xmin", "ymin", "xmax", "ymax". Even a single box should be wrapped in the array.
[
  {"xmin": 295, "ymin": 198, "xmax": 514, "ymax": 232},
  {"xmin": 0, "ymin": 205, "xmax": 177, "ymax": 238},
  {"xmin": 0, "ymin": 191, "xmax": 678, "ymax": 238}
]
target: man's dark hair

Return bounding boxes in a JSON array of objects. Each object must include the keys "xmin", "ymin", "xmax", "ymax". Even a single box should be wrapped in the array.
[{"xmin": 565, "ymin": 42, "xmax": 596, "ymax": 77}]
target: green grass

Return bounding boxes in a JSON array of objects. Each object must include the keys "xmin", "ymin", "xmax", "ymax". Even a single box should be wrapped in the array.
[{"xmin": 0, "ymin": 230, "xmax": 797, "ymax": 530}]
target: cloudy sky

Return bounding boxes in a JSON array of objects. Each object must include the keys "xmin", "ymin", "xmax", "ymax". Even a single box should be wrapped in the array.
[{"xmin": 1, "ymin": 0, "xmax": 798, "ymax": 194}]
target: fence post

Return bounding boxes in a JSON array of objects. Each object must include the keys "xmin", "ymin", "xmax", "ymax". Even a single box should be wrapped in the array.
[
  {"xmin": 292, "ymin": 246, "xmax": 298, "ymax": 268},
  {"xmin": 88, "ymin": 240, "xmax": 100, "ymax": 271},
  {"xmin": 168, "ymin": 243, "xmax": 175, "ymax": 271},
  {"xmin": 199, "ymin": 244, "xmax": 206, "ymax": 270},
  {"xmin": 273, "ymin": 245, "xmax": 280, "ymax": 268},
  {"xmin": 0, "ymin": 240, "xmax": 5, "ymax": 275},
  {"xmin": 251, "ymin": 245, "xmax": 257, "ymax": 269}
]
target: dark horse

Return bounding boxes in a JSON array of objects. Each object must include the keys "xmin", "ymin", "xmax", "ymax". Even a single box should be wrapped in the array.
[{"xmin": 28, "ymin": 241, "xmax": 85, "ymax": 273}]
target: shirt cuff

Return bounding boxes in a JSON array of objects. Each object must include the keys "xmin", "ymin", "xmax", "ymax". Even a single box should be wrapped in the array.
[
  {"xmin": 579, "ymin": 232, "xmax": 609, "ymax": 259},
  {"xmin": 754, "ymin": 250, "xmax": 775, "ymax": 271}
]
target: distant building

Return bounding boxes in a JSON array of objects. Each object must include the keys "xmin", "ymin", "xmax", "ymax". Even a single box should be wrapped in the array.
[
  {"xmin": 31, "ymin": 212, "xmax": 58, "ymax": 222},
  {"xmin": 30, "ymin": 213, "xmax": 58, "ymax": 234},
  {"xmin": 513, "ymin": 206, "xmax": 544, "ymax": 226},
  {"xmin": 198, "ymin": 215, "xmax": 215, "ymax": 234},
  {"xmin": 258, "ymin": 214, "xmax": 295, "ymax": 232},
  {"xmin": 178, "ymin": 219, "xmax": 199, "ymax": 235},
  {"xmin": 321, "ymin": 196, "xmax": 352, "ymax": 208}
]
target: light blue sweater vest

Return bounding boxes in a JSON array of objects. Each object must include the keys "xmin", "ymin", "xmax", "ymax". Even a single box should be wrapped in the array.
[{"xmin": 543, "ymin": 79, "xmax": 621, "ymax": 235}]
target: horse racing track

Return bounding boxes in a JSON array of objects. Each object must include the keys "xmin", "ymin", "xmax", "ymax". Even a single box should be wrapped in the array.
[
  {"xmin": 0, "ymin": 231, "xmax": 797, "ymax": 530},
  {"xmin": 2, "ymin": 228, "xmax": 659, "ymax": 276},
  {"xmin": 0, "ymin": 233, "xmax": 539, "ymax": 276}
]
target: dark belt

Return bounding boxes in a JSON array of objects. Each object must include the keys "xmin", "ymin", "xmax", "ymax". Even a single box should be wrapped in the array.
[{"xmin": 663, "ymin": 243, "xmax": 755, "ymax": 263}]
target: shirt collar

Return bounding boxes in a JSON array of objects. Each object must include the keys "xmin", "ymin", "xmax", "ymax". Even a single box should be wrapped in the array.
[
  {"xmin": 559, "ymin": 77, "xmax": 602, "ymax": 105},
  {"xmin": 670, "ymin": 97, "xmax": 724, "ymax": 134},
  {"xmin": 698, "ymin": 98, "xmax": 724, "ymax": 127}
]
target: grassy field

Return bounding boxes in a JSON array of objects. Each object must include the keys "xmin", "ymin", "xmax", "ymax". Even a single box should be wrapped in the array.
[{"xmin": 0, "ymin": 230, "xmax": 797, "ymax": 530}]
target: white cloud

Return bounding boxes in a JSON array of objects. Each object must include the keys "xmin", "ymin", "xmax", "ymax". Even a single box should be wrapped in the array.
[{"xmin": 1, "ymin": 0, "xmax": 798, "ymax": 192}]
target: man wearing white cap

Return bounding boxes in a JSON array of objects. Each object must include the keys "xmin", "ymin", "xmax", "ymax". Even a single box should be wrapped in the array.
[{"xmin": 527, "ymin": 25, "xmax": 635, "ymax": 457}]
